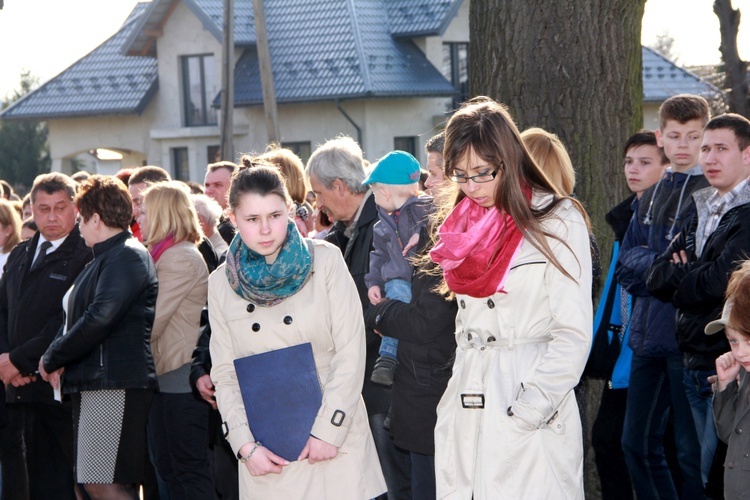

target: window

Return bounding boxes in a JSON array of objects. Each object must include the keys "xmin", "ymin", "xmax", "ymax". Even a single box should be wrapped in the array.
[
  {"xmin": 394, "ymin": 136, "xmax": 417, "ymax": 157},
  {"xmin": 281, "ymin": 141, "xmax": 312, "ymax": 164},
  {"xmin": 172, "ymin": 147, "xmax": 189, "ymax": 181},
  {"xmin": 442, "ymin": 42, "xmax": 469, "ymax": 109},
  {"xmin": 181, "ymin": 54, "xmax": 218, "ymax": 126}
]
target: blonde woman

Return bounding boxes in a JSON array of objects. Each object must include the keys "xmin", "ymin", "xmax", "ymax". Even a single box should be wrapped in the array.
[
  {"xmin": 0, "ymin": 199, "xmax": 22, "ymax": 275},
  {"xmin": 138, "ymin": 181, "xmax": 212, "ymax": 499},
  {"xmin": 520, "ymin": 127, "xmax": 575, "ymax": 196}
]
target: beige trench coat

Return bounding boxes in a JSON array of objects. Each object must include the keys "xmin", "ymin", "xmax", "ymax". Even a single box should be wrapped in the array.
[
  {"xmin": 151, "ymin": 241, "xmax": 208, "ymax": 376},
  {"xmin": 209, "ymin": 240, "xmax": 386, "ymax": 499},
  {"xmin": 434, "ymin": 194, "xmax": 593, "ymax": 499}
]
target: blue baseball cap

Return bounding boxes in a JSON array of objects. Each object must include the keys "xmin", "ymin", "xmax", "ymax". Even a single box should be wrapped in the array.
[{"xmin": 362, "ymin": 151, "xmax": 421, "ymax": 186}]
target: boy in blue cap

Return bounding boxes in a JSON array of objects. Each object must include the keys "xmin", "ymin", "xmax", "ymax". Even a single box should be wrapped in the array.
[{"xmin": 363, "ymin": 150, "xmax": 433, "ymax": 386}]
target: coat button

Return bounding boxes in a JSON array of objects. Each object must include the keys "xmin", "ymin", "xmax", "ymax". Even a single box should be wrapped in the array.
[
  {"xmin": 251, "ymin": 323, "xmax": 260, "ymax": 332},
  {"xmin": 487, "ymin": 336, "xmax": 496, "ymax": 342},
  {"xmin": 487, "ymin": 299, "xmax": 495, "ymax": 309},
  {"xmin": 246, "ymin": 303, "xmax": 255, "ymax": 313},
  {"xmin": 467, "ymin": 333, "xmax": 473, "ymax": 341},
  {"xmin": 283, "ymin": 316, "xmax": 293, "ymax": 325},
  {"xmin": 728, "ymin": 462, "xmax": 735, "ymax": 469},
  {"xmin": 737, "ymin": 428, "xmax": 743, "ymax": 434},
  {"xmin": 460, "ymin": 300, "xmax": 466, "ymax": 309}
]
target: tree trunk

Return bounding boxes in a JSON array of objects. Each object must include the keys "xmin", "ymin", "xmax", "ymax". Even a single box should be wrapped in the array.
[
  {"xmin": 469, "ymin": 0, "xmax": 647, "ymax": 270},
  {"xmin": 714, "ymin": 0, "xmax": 749, "ymax": 118}
]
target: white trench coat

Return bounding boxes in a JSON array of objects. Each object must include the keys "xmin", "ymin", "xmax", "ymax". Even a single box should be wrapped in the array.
[{"xmin": 434, "ymin": 194, "xmax": 593, "ymax": 499}]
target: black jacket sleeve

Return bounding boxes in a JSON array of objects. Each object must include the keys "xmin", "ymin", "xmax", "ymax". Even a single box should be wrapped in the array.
[
  {"xmin": 364, "ymin": 268, "xmax": 456, "ymax": 344},
  {"xmin": 646, "ymin": 223, "xmax": 694, "ymax": 303},
  {"xmin": 190, "ymin": 320, "xmax": 212, "ymax": 387}
]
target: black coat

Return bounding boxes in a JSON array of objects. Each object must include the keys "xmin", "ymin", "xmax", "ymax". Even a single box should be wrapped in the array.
[
  {"xmin": 43, "ymin": 231, "xmax": 159, "ymax": 394},
  {"xmin": 0, "ymin": 227, "xmax": 92, "ymax": 403},
  {"xmin": 364, "ymin": 231, "xmax": 457, "ymax": 455},
  {"xmin": 325, "ymin": 193, "xmax": 392, "ymax": 415},
  {"xmin": 647, "ymin": 202, "xmax": 750, "ymax": 369}
]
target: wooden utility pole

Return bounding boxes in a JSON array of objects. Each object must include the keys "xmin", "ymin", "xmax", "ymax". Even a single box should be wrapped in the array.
[
  {"xmin": 252, "ymin": 0, "xmax": 280, "ymax": 144},
  {"xmin": 220, "ymin": 0, "xmax": 235, "ymax": 160}
]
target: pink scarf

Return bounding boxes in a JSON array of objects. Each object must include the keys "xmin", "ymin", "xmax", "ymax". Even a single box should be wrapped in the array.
[
  {"xmin": 149, "ymin": 234, "xmax": 177, "ymax": 263},
  {"xmin": 430, "ymin": 197, "xmax": 525, "ymax": 298}
]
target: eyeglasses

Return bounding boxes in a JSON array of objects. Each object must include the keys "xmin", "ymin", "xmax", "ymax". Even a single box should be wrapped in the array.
[{"xmin": 448, "ymin": 168, "xmax": 499, "ymax": 184}]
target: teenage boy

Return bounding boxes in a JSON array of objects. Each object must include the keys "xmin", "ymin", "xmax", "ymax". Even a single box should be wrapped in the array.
[
  {"xmin": 590, "ymin": 130, "xmax": 668, "ymax": 500},
  {"xmin": 616, "ymin": 94, "xmax": 710, "ymax": 499},
  {"xmin": 647, "ymin": 113, "xmax": 750, "ymax": 491}
]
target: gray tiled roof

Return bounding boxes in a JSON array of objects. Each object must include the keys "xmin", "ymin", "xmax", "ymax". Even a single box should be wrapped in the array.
[
  {"xmin": 2, "ymin": 1, "xmax": 720, "ymax": 122},
  {"xmin": 1, "ymin": 2, "xmax": 157, "ymax": 120},
  {"xmin": 642, "ymin": 46, "xmax": 720, "ymax": 103},
  {"xmin": 387, "ymin": 0, "xmax": 463, "ymax": 37},
  {"xmin": 189, "ymin": 0, "xmax": 255, "ymax": 46},
  {"xmin": 232, "ymin": 0, "xmax": 456, "ymax": 105}
]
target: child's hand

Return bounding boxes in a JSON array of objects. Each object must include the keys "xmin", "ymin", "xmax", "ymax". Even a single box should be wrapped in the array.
[
  {"xmin": 402, "ymin": 233, "xmax": 420, "ymax": 256},
  {"xmin": 368, "ymin": 286, "xmax": 383, "ymax": 305},
  {"xmin": 716, "ymin": 352, "xmax": 742, "ymax": 392}
]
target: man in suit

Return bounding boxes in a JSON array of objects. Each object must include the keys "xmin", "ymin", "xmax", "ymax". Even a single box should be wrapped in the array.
[
  {"xmin": 306, "ymin": 137, "xmax": 412, "ymax": 500},
  {"xmin": 0, "ymin": 173, "xmax": 92, "ymax": 499}
]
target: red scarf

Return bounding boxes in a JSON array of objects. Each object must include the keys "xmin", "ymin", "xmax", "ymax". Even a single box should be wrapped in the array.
[
  {"xmin": 149, "ymin": 234, "xmax": 177, "ymax": 263},
  {"xmin": 430, "ymin": 197, "xmax": 525, "ymax": 298}
]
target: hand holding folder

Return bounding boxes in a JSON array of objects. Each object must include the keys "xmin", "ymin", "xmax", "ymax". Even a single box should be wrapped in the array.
[{"xmin": 233, "ymin": 342, "xmax": 323, "ymax": 462}]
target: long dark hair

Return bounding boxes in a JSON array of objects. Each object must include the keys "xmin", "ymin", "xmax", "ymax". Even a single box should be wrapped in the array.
[{"xmin": 439, "ymin": 96, "xmax": 589, "ymax": 282}]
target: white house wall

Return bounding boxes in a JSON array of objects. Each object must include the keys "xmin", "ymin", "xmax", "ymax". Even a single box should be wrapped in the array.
[
  {"xmin": 48, "ymin": 112, "xmax": 157, "ymax": 174},
  {"xmin": 643, "ymin": 103, "xmax": 660, "ymax": 131}
]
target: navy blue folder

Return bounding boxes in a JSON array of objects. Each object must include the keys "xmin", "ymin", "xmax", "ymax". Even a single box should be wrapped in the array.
[{"xmin": 233, "ymin": 342, "xmax": 323, "ymax": 462}]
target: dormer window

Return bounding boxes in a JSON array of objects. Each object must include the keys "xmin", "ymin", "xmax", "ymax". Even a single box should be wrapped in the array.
[{"xmin": 181, "ymin": 54, "xmax": 218, "ymax": 127}]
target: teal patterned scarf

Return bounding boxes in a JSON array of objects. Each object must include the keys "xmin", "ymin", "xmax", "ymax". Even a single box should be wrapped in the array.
[{"xmin": 225, "ymin": 219, "xmax": 313, "ymax": 306}]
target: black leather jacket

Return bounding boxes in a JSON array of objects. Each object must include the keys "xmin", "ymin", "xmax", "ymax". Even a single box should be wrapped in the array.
[
  {"xmin": 43, "ymin": 231, "xmax": 159, "ymax": 394},
  {"xmin": 647, "ymin": 202, "xmax": 750, "ymax": 369}
]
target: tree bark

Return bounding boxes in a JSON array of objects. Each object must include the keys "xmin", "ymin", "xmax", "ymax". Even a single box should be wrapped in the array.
[
  {"xmin": 714, "ymin": 0, "xmax": 749, "ymax": 118},
  {"xmin": 469, "ymin": 0, "xmax": 647, "ymax": 268}
]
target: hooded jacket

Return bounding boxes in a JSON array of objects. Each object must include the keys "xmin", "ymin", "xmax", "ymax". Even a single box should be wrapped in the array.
[
  {"xmin": 364, "ymin": 194, "xmax": 433, "ymax": 290},
  {"xmin": 616, "ymin": 166, "xmax": 709, "ymax": 357}
]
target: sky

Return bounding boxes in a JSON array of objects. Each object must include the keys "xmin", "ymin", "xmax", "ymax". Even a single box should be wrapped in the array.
[{"xmin": 0, "ymin": 0, "xmax": 749, "ymax": 100}]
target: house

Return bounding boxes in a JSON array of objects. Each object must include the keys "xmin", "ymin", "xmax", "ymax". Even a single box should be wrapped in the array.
[
  {"xmin": 0, "ymin": 0, "xmax": 466, "ymax": 179},
  {"xmin": 641, "ymin": 46, "xmax": 721, "ymax": 129},
  {"xmin": 0, "ymin": 0, "xmax": 718, "ymax": 180}
]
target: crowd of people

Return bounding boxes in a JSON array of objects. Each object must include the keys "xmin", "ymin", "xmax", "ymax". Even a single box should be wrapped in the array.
[{"xmin": 0, "ymin": 94, "xmax": 749, "ymax": 499}]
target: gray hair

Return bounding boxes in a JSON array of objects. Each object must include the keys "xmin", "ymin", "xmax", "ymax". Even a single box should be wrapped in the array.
[
  {"xmin": 191, "ymin": 193, "xmax": 223, "ymax": 228},
  {"xmin": 305, "ymin": 136, "xmax": 369, "ymax": 194}
]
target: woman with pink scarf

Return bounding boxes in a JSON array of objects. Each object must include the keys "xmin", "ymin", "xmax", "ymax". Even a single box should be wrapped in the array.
[
  {"xmin": 139, "ymin": 181, "xmax": 212, "ymax": 499},
  {"xmin": 430, "ymin": 97, "xmax": 593, "ymax": 499}
]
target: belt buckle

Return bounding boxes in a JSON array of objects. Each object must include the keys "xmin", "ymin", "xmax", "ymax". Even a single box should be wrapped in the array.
[{"xmin": 460, "ymin": 392, "xmax": 485, "ymax": 409}]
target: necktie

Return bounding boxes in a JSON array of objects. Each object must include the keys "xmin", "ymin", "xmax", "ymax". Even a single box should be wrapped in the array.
[{"xmin": 30, "ymin": 240, "xmax": 52, "ymax": 272}]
